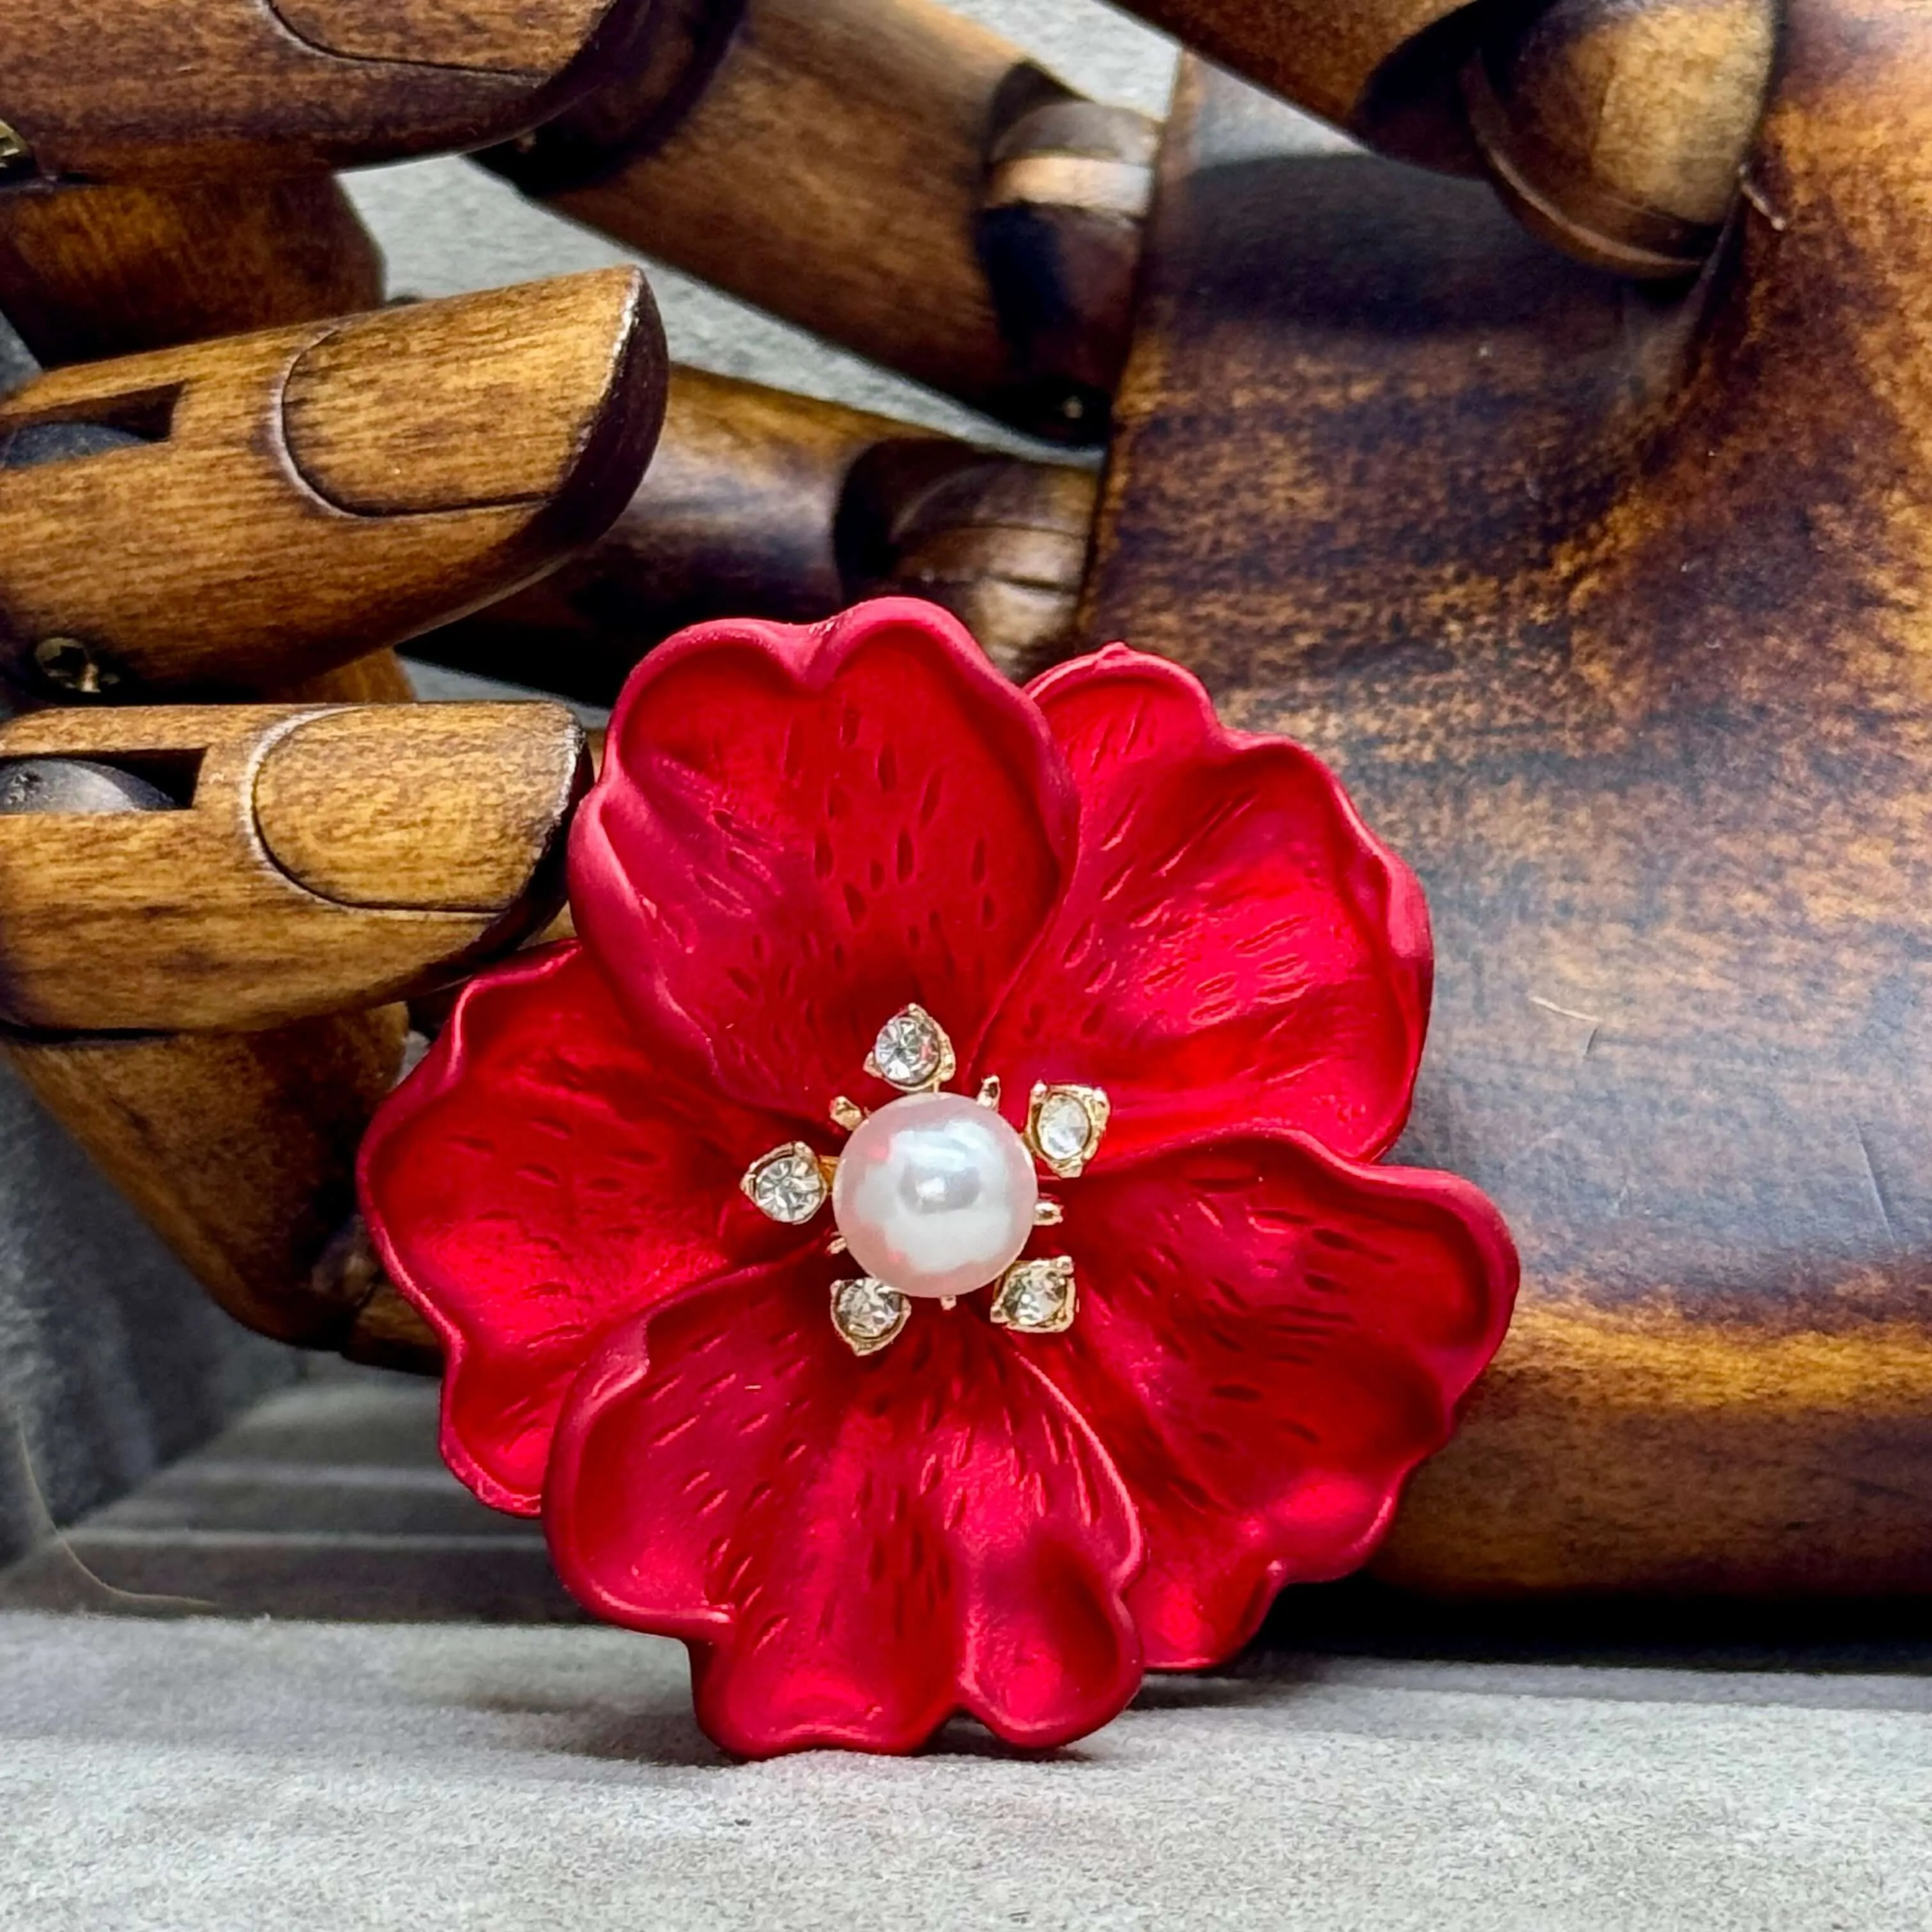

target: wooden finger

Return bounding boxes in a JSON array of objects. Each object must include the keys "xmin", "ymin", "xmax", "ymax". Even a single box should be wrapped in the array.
[
  {"xmin": 1, "ymin": 1011, "xmax": 419, "ymax": 1353},
  {"xmin": 0, "ymin": 157, "xmax": 410, "ymax": 703},
  {"xmin": 0, "ymin": 150, "xmax": 431, "ymax": 1363},
  {"xmin": 0, "ymin": 177, "xmax": 384, "ymax": 369},
  {"xmin": 481, "ymin": 0, "xmax": 1156, "ymax": 440},
  {"xmin": 0, "ymin": 702, "xmax": 588, "ymax": 1034},
  {"xmin": 0, "ymin": 0, "xmax": 665, "ymax": 184},
  {"xmin": 1116, "ymin": 0, "xmax": 1775, "ymax": 273},
  {"xmin": 0, "ymin": 166, "xmax": 410, "ymax": 710},
  {"xmin": 0, "ymin": 270, "xmax": 667, "ymax": 697},
  {"xmin": 1112, "ymin": 0, "xmax": 1483, "ymax": 165},
  {"xmin": 1463, "ymin": 0, "xmax": 1778, "ymax": 278},
  {"xmin": 415, "ymin": 364, "xmax": 1099, "ymax": 702}
]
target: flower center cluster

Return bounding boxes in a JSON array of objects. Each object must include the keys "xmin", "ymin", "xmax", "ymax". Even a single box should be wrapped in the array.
[
  {"xmin": 834, "ymin": 1093, "xmax": 1038, "ymax": 1301},
  {"xmin": 740, "ymin": 1004, "xmax": 1109, "ymax": 1354}
]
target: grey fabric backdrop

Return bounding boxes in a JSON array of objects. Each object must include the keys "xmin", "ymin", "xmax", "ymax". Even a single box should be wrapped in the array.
[{"xmin": 0, "ymin": 1, "xmax": 1180, "ymax": 1565}]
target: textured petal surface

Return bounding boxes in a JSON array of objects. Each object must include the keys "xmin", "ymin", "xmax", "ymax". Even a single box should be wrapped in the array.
[
  {"xmin": 572, "ymin": 599, "xmax": 1078, "ymax": 1122},
  {"xmin": 547, "ymin": 1271, "xmax": 1145, "ymax": 1757},
  {"xmin": 360, "ymin": 946, "xmax": 811, "ymax": 1514},
  {"xmin": 1036, "ymin": 1133, "xmax": 1517, "ymax": 1670},
  {"xmin": 983, "ymin": 648, "xmax": 1431, "ymax": 1160}
]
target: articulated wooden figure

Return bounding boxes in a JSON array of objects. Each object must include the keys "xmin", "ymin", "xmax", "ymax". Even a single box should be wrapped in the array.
[{"xmin": 0, "ymin": 0, "xmax": 1926, "ymax": 1618}]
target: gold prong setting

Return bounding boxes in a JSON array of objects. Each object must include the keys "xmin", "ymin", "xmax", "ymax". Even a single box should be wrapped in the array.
[
  {"xmin": 832, "ymin": 1277, "xmax": 910, "ymax": 1355},
  {"xmin": 739, "ymin": 1008, "xmax": 1105, "ymax": 1356},
  {"xmin": 1026, "ymin": 1082, "xmax": 1111, "ymax": 1179},
  {"xmin": 991, "ymin": 1257, "xmax": 1078, "ymax": 1335},
  {"xmin": 742, "ymin": 1142, "xmax": 834, "ymax": 1225},
  {"xmin": 864, "ymin": 1004, "xmax": 956, "ymax": 1092}
]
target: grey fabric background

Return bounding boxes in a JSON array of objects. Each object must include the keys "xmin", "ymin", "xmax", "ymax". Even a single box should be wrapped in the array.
[{"xmin": 8, "ymin": 1615, "xmax": 1932, "ymax": 1931}]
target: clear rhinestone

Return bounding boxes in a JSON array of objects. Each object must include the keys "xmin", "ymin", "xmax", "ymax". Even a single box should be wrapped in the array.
[
  {"xmin": 742, "ymin": 1143, "xmax": 829, "ymax": 1225},
  {"xmin": 992, "ymin": 1257, "xmax": 1077, "ymax": 1335},
  {"xmin": 832, "ymin": 1276, "xmax": 910, "ymax": 1354},
  {"xmin": 866, "ymin": 1004, "xmax": 955, "ymax": 1091},
  {"xmin": 1026, "ymin": 1082, "xmax": 1110, "ymax": 1177},
  {"xmin": 1037, "ymin": 1094, "xmax": 1093, "ymax": 1163}
]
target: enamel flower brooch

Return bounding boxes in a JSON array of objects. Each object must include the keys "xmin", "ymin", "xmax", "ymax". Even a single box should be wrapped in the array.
[{"xmin": 360, "ymin": 598, "xmax": 1518, "ymax": 1758}]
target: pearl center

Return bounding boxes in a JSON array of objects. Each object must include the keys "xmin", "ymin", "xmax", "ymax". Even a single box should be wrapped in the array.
[{"xmin": 832, "ymin": 1092, "xmax": 1038, "ymax": 1301}]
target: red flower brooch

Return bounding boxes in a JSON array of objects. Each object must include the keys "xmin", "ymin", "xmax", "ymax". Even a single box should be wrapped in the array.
[{"xmin": 360, "ymin": 598, "xmax": 1517, "ymax": 1758}]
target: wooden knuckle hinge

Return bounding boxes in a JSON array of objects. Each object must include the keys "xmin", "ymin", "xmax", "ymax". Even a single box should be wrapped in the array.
[
  {"xmin": 976, "ymin": 90, "xmax": 1162, "ymax": 443},
  {"xmin": 1459, "ymin": 0, "xmax": 1780, "ymax": 281},
  {"xmin": 310, "ymin": 1217, "xmax": 442, "ymax": 1374}
]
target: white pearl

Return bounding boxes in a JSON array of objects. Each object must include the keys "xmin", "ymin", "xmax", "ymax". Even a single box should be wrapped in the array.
[{"xmin": 833, "ymin": 1093, "xmax": 1038, "ymax": 1301}]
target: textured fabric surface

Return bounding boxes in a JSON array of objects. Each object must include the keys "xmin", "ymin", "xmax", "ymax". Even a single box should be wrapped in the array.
[
  {"xmin": 2, "ymin": 1611, "xmax": 1929, "ymax": 1931},
  {"xmin": 0, "ymin": 1054, "xmax": 295, "ymax": 1568}
]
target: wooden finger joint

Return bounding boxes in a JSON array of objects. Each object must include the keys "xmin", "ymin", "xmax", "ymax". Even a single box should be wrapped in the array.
[{"xmin": 976, "ymin": 97, "xmax": 1161, "ymax": 439}]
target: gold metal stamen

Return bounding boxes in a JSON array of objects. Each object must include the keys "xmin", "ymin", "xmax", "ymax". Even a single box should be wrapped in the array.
[
  {"xmin": 864, "ymin": 1003, "xmax": 956, "ymax": 1092},
  {"xmin": 743, "ymin": 1008, "xmax": 1101, "ymax": 1351},
  {"xmin": 1025, "ymin": 1081, "xmax": 1111, "ymax": 1179},
  {"xmin": 831, "ymin": 1277, "xmax": 910, "ymax": 1356},
  {"xmin": 991, "ymin": 1256, "xmax": 1077, "ymax": 1335}
]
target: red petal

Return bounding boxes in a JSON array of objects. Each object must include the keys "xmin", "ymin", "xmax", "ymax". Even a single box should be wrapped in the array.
[
  {"xmin": 546, "ymin": 1268, "xmax": 1145, "ymax": 1757},
  {"xmin": 1039, "ymin": 1133, "xmax": 1517, "ymax": 1669},
  {"xmin": 360, "ymin": 945, "xmax": 811, "ymax": 1515},
  {"xmin": 985, "ymin": 648, "xmax": 1431, "ymax": 1160},
  {"xmin": 572, "ymin": 599, "xmax": 1078, "ymax": 1121}
]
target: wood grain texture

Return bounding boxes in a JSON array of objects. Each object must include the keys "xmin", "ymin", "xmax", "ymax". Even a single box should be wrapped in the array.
[
  {"xmin": 0, "ymin": 0, "xmax": 667, "ymax": 181},
  {"xmin": 1116, "ymin": 0, "xmax": 1774, "ymax": 274},
  {"xmin": 0, "ymin": 176, "xmax": 385, "ymax": 368},
  {"xmin": 282, "ymin": 280, "xmax": 657, "ymax": 516},
  {"xmin": 1, "ymin": 1010, "xmax": 408, "ymax": 1349},
  {"xmin": 0, "ymin": 166, "xmax": 425, "ymax": 1361},
  {"xmin": 0, "ymin": 702, "xmax": 587, "ymax": 1033},
  {"xmin": 274, "ymin": 0, "xmax": 618, "ymax": 70},
  {"xmin": 0, "ymin": 271, "xmax": 666, "ymax": 694},
  {"xmin": 254, "ymin": 705, "xmax": 587, "ymax": 912},
  {"xmin": 1085, "ymin": 15, "xmax": 1932, "ymax": 1596},
  {"xmin": 0, "ymin": 159, "xmax": 411, "ymax": 707},
  {"xmin": 418, "ymin": 364, "xmax": 1098, "ymax": 701},
  {"xmin": 1114, "ymin": 0, "xmax": 1482, "ymax": 164},
  {"xmin": 482, "ymin": 0, "xmax": 1154, "ymax": 438},
  {"xmin": 1466, "ymin": 0, "xmax": 1778, "ymax": 277},
  {"xmin": 273, "ymin": 652, "xmax": 417, "ymax": 709},
  {"xmin": 846, "ymin": 433, "xmax": 1098, "ymax": 681}
]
